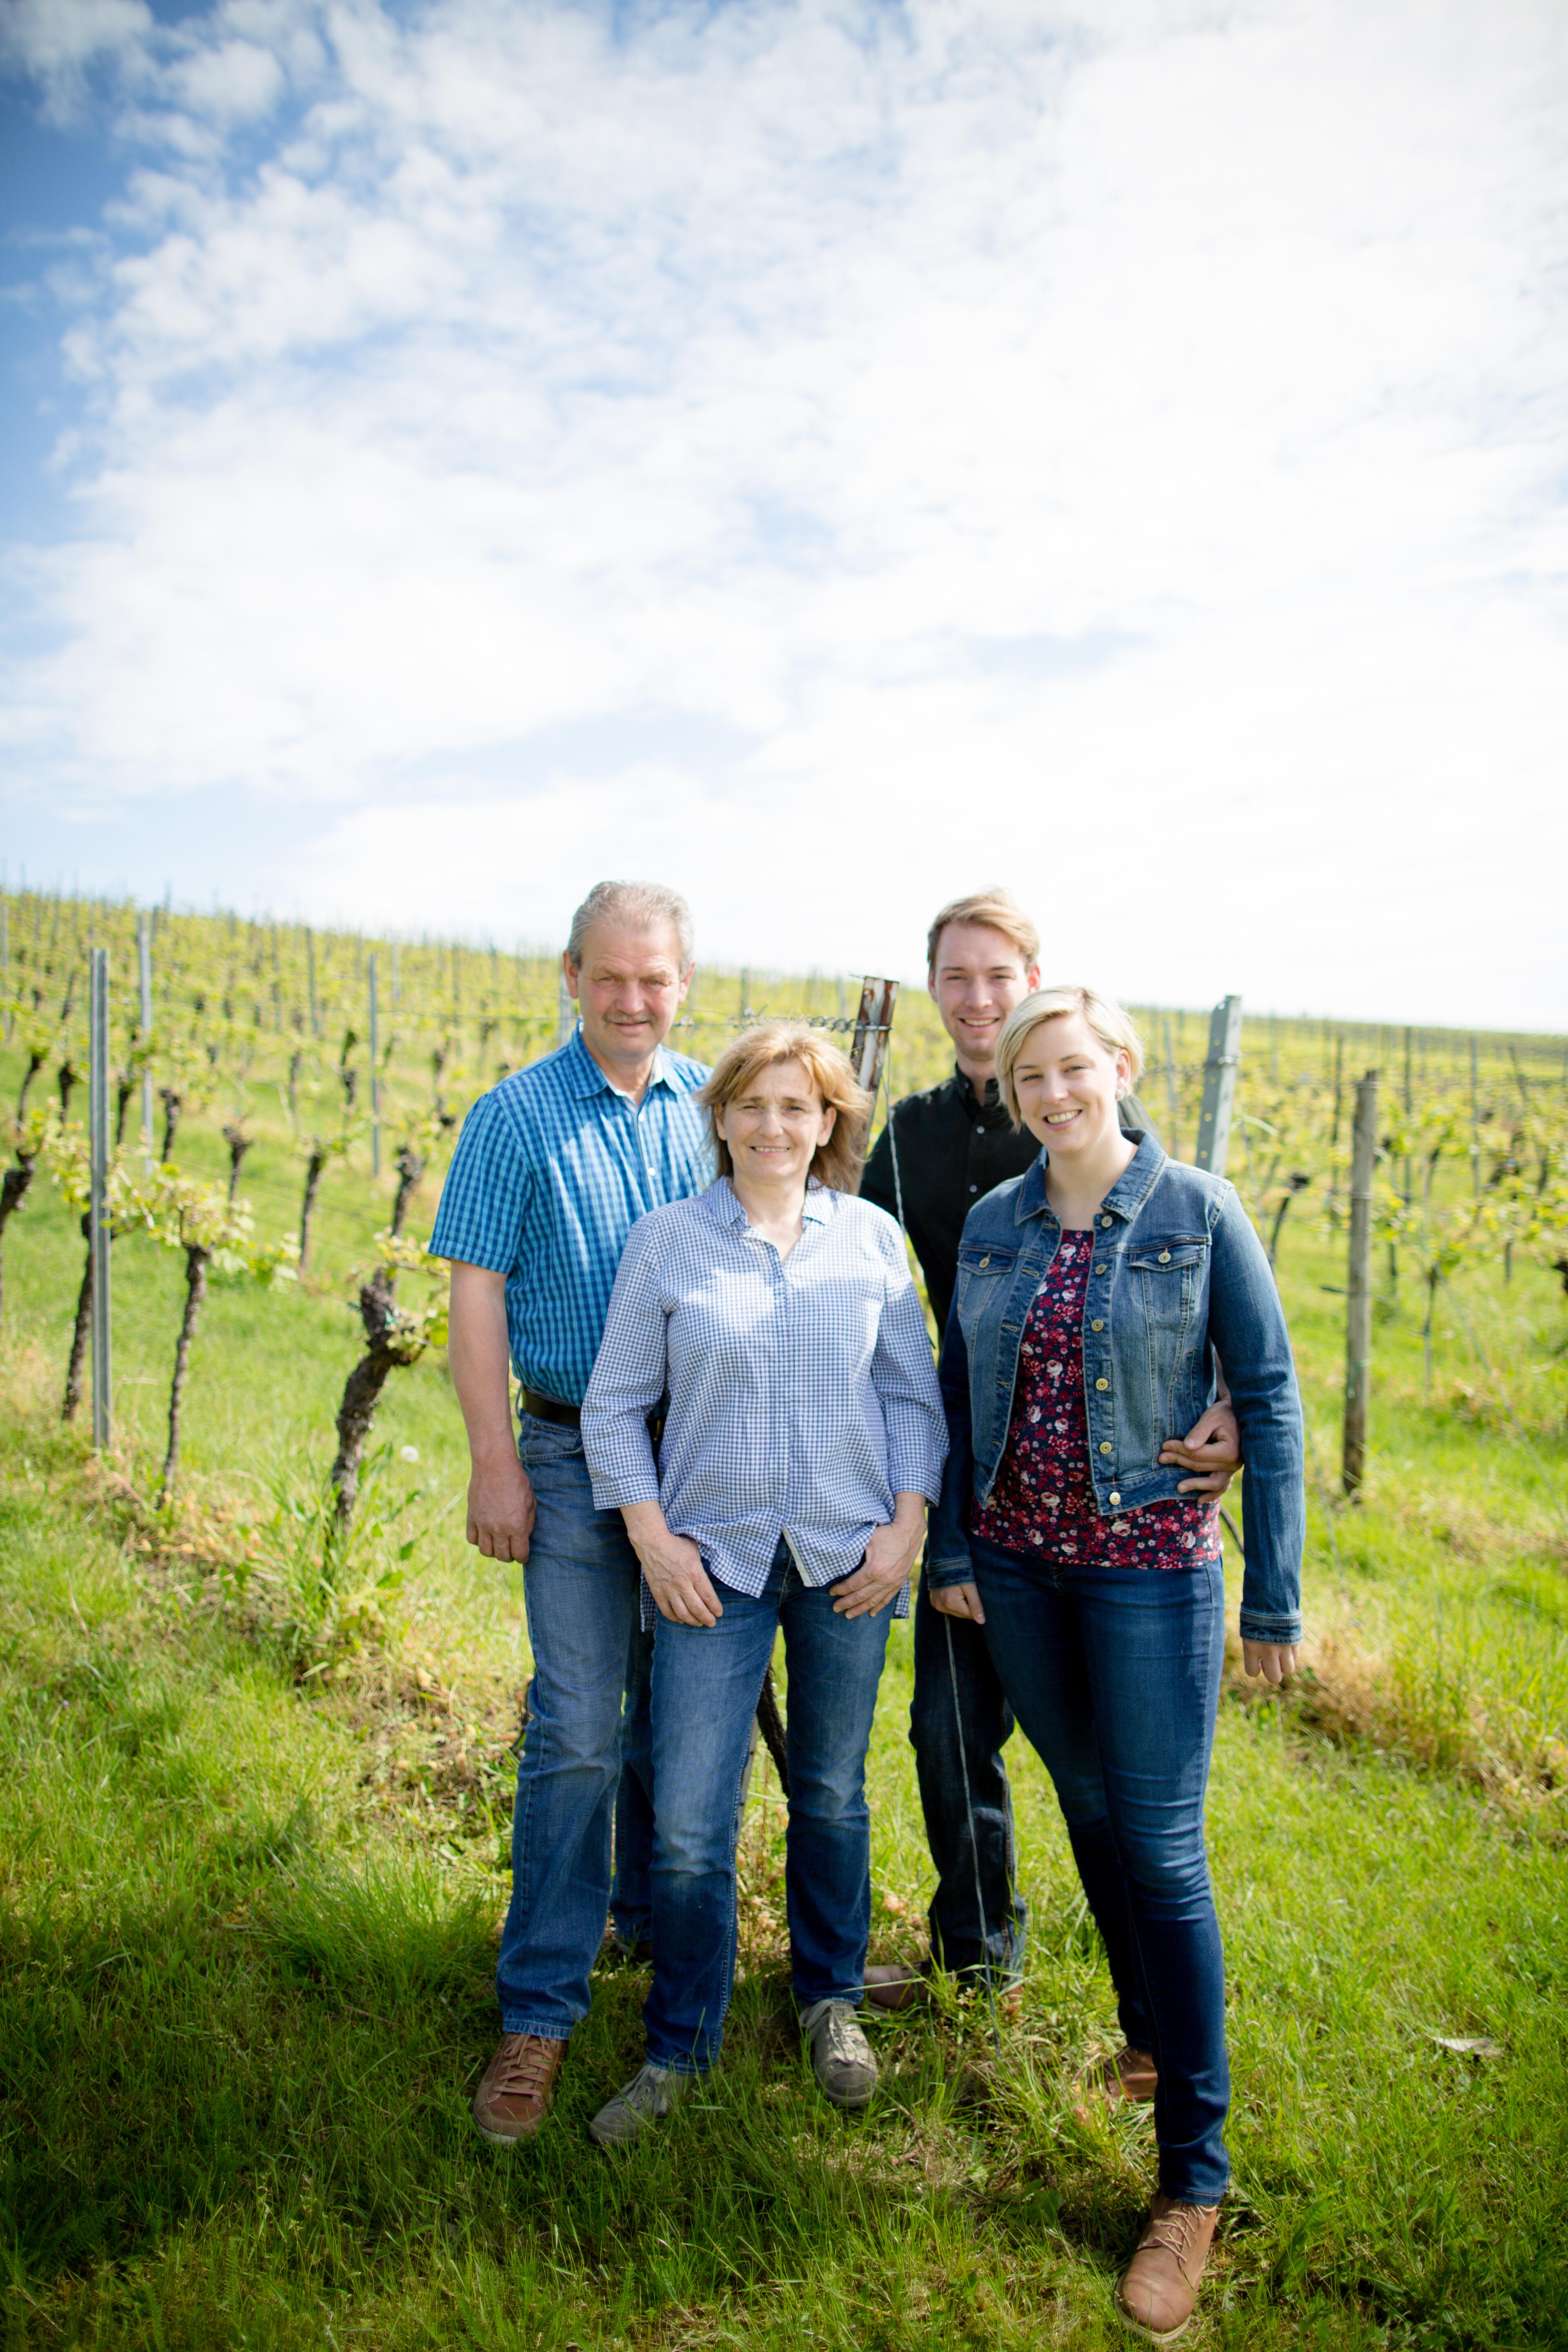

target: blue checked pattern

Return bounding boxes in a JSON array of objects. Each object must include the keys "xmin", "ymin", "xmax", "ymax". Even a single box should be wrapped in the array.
[
  {"xmin": 428, "ymin": 1028, "xmax": 715, "ymax": 1404},
  {"xmin": 581, "ymin": 1178, "xmax": 948, "ymax": 1608}
]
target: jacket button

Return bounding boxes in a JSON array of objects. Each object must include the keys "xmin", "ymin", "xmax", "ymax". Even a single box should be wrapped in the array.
[
  {"xmin": 1095, "ymin": 1378, "xmax": 1109, "ymax": 1391},
  {"xmin": 1091, "ymin": 1318, "xmax": 1104, "ymax": 1331},
  {"xmin": 1109, "ymin": 1491, "xmax": 1121, "ymax": 1506},
  {"xmin": 1101, "ymin": 1215, "xmax": 1112, "ymax": 1228},
  {"xmin": 1094, "ymin": 1263, "xmax": 1107, "ymax": 1274},
  {"xmin": 1158, "ymin": 1249, "xmax": 1172, "ymax": 1264},
  {"xmin": 1099, "ymin": 1442, "xmax": 1113, "ymax": 1456}
]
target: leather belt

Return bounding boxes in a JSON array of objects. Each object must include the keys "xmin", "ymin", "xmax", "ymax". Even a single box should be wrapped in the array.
[
  {"xmin": 521, "ymin": 1389, "xmax": 666, "ymax": 1448},
  {"xmin": 521, "ymin": 1389, "xmax": 580, "ymax": 1427}
]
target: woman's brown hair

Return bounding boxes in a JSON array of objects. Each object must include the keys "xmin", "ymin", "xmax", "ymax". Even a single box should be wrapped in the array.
[{"xmin": 699, "ymin": 1022, "xmax": 873, "ymax": 1195}]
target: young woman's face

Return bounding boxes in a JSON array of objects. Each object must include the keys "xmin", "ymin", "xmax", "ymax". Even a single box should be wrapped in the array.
[
  {"xmin": 1010, "ymin": 1012, "xmax": 1131, "ymax": 1160},
  {"xmin": 715, "ymin": 1058, "xmax": 835, "ymax": 1189}
]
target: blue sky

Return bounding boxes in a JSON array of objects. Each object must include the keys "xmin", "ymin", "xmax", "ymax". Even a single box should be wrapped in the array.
[{"xmin": 2, "ymin": 0, "xmax": 1566, "ymax": 1026}]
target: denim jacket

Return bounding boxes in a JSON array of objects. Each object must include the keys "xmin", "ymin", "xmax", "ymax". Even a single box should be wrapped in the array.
[{"xmin": 927, "ymin": 1134, "xmax": 1305, "ymax": 1646}]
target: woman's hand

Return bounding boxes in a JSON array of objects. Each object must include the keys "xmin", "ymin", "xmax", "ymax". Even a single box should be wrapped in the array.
[
  {"xmin": 1158, "ymin": 1400, "xmax": 1241, "ymax": 1494},
  {"xmin": 929, "ymin": 1580, "xmax": 985, "ymax": 1624},
  {"xmin": 831, "ymin": 1495, "xmax": 927, "ymax": 1619},
  {"xmin": 622, "ymin": 1501, "xmax": 724, "ymax": 1627},
  {"xmin": 1242, "ymin": 1639, "xmax": 1297, "ymax": 1684}
]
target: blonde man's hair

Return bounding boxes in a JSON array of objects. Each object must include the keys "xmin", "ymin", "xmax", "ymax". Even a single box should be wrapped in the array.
[
  {"xmin": 699, "ymin": 1022, "xmax": 872, "ymax": 1195},
  {"xmin": 925, "ymin": 889, "xmax": 1040, "ymax": 976},
  {"xmin": 994, "ymin": 987, "xmax": 1146, "ymax": 1127}
]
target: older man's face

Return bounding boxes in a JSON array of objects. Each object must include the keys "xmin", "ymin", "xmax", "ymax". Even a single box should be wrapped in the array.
[{"xmin": 566, "ymin": 921, "xmax": 693, "ymax": 1073}]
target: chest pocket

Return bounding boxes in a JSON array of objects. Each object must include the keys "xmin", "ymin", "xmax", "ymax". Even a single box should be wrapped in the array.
[
  {"xmin": 1125, "ymin": 1237, "xmax": 1208, "ymax": 1323},
  {"xmin": 955, "ymin": 1243, "xmax": 1018, "ymax": 1321}
]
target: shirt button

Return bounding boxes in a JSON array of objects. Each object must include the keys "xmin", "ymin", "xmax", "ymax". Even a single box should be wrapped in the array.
[
  {"xmin": 1099, "ymin": 1442, "xmax": 1113, "ymax": 1457},
  {"xmin": 1101, "ymin": 1215, "xmax": 1113, "ymax": 1228},
  {"xmin": 969, "ymin": 1184, "xmax": 978, "ymax": 1193},
  {"xmin": 1095, "ymin": 1378, "xmax": 1109, "ymax": 1391},
  {"xmin": 1091, "ymin": 1318, "xmax": 1104, "ymax": 1331}
]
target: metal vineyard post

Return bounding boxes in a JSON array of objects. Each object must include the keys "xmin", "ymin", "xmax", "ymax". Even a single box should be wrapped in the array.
[
  {"xmin": 1343, "ymin": 1069, "xmax": 1379, "ymax": 1496},
  {"xmin": 89, "ymin": 947, "xmax": 112, "ymax": 1450},
  {"xmin": 1195, "ymin": 995, "xmax": 1243, "ymax": 1176}
]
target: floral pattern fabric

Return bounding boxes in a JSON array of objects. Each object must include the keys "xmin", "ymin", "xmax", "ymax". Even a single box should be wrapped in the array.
[{"xmin": 968, "ymin": 1232, "xmax": 1221, "ymax": 1569}]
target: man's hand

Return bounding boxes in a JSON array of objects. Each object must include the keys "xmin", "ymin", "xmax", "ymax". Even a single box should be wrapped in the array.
[
  {"xmin": 929, "ymin": 1579, "xmax": 985, "ymax": 1624},
  {"xmin": 623, "ymin": 1501, "xmax": 724, "ymax": 1626},
  {"xmin": 1158, "ymin": 1400, "xmax": 1241, "ymax": 1494},
  {"xmin": 1243, "ymin": 1639, "xmax": 1298, "ymax": 1685},
  {"xmin": 466, "ymin": 1454, "xmax": 537, "ymax": 1562},
  {"xmin": 831, "ymin": 1496, "xmax": 927, "ymax": 1619}
]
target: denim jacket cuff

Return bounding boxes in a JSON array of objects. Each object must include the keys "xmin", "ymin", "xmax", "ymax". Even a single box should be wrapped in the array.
[
  {"xmin": 923, "ymin": 1551, "xmax": 974, "ymax": 1590},
  {"xmin": 1238, "ymin": 1606, "xmax": 1303, "ymax": 1647}
]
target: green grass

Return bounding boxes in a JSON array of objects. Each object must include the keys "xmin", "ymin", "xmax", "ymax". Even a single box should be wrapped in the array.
[{"xmin": 3, "ymin": 1052, "xmax": 1568, "ymax": 2347}]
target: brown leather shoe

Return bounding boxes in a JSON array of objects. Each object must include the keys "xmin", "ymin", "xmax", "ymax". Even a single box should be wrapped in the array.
[
  {"xmin": 1116, "ymin": 2194, "xmax": 1220, "ymax": 2341},
  {"xmin": 472, "ymin": 2033, "xmax": 566, "ymax": 2146},
  {"xmin": 864, "ymin": 1959, "xmax": 1023, "ymax": 2017},
  {"xmin": 1075, "ymin": 2044, "xmax": 1159, "ymax": 2117},
  {"xmin": 864, "ymin": 1962, "xmax": 930, "ymax": 2013}
]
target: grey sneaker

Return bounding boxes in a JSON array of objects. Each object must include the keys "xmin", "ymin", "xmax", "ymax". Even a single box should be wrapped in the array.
[
  {"xmin": 587, "ymin": 2060, "xmax": 697, "ymax": 2149},
  {"xmin": 801, "ymin": 1998, "xmax": 878, "ymax": 2109}
]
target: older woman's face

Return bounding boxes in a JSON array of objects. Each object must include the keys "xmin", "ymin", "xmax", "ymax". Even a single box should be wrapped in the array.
[{"xmin": 715, "ymin": 1057, "xmax": 835, "ymax": 1189}]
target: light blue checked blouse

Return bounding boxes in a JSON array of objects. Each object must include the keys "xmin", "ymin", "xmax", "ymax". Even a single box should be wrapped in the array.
[
  {"xmin": 428, "ymin": 1029, "xmax": 714, "ymax": 1404},
  {"xmin": 581, "ymin": 1178, "xmax": 948, "ymax": 1606}
]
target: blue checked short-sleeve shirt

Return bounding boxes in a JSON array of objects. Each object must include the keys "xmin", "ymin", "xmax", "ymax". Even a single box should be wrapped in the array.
[
  {"xmin": 428, "ymin": 1028, "xmax": 714, "ymax": 1404},
  {"xmin": 581, "ymin": 1178, "xmax": 948, "ymax": 1606}
]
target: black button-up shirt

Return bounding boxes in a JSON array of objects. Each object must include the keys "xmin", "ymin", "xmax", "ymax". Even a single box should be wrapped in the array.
[{"xmin": 860, "ymin": 1065, "xmax": 1039, "ymax": 1338}]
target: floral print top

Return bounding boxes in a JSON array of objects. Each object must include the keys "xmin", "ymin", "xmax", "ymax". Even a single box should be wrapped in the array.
[{"xmin": 967, "ymin": 1232, "xmax": 1221, "ymax": 1569}]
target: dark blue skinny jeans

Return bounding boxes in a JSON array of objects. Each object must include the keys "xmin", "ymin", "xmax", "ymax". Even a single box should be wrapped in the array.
[
  {"xmin": 644, "ymin": 1539, "xmax": 891, "ymax": 2075},
  {"xmin": 969, "ymin": 1538, "xmax": 1230, "ymax": 2205}
]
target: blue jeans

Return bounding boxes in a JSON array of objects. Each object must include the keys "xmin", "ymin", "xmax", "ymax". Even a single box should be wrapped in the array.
[
  {"xmin": 910, "ymin": 1571, "xmax": 1027, "ymax": 1981},
  {"xmin": 970, "ymin": 1539, "xmax": 1230, "ymax": 2205},
  {"xmin": 644, "ymin": 1540, "xmax": 891, "ymax": 2074},
  {"xmin": 497, "ymin": 1415, "xmax": 656, "ymax": 2038}
]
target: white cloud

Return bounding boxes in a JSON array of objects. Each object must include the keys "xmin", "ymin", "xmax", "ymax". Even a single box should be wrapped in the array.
[{"xmin": 2, "ymin": 0, "xmax": 1566, "ymax": 1024}]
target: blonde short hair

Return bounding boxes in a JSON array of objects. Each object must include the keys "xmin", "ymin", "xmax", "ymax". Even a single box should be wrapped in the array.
[
  {"xmin": 994, "ymin": 987, "xmax": 1145, "ymax": 1127},
  {"xmin": 925, "ymin": 889, "xmax": 1040, "ymax": 976},
  {"xmin": 699, "ymin": 1022, "xmax": 872, "ymax": 1194}
]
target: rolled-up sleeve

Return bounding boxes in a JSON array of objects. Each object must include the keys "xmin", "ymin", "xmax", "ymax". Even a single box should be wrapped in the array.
[
  {"xmin": 428, "ymin": 1091, "xmax": 531, "ymax": 1272},
  {"xmin": 872, "ymin": 1250, "xmax": 949, "ymax": 1502},
  {"xmin": 581, "ymin": 1217, "xmax": 668, "ymax": 1510}
]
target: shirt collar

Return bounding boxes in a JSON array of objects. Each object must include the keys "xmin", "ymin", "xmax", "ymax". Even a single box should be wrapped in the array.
[
  {"xmin": 950, "ymin": 1062, "xmax": 1004, "ymax": 1113},
  {"xmin": 1013, "ymin": 1131, "xmax": 1166, "ymax": 1227},
  {"xmin": 706, "ymin": 1176, "xmax": 834, "ymax": 1227},
  {"xmin": 562, "ymin": 1024, "xmax": 673, "ymax": 1101}
]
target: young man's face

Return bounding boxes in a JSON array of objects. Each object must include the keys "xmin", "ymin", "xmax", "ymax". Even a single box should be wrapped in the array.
[
  {"xmin": 565, "ymin": 922, "xmax": 693, "ymax": 1076},
  {"xmin": 928, "ymin": 920, "xmax": 1040, "ymax": 1082}
]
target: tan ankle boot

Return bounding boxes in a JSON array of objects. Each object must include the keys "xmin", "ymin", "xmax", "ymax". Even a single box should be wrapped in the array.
[{"xmin": 1116, "ymin": 2193, "xmax": 1219, "ymax": 2341}]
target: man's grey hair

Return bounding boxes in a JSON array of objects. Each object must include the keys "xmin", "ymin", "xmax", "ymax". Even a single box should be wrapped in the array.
[{"xmin": 565, "ymin": 880, "xmax": 695, "ymax": 971}]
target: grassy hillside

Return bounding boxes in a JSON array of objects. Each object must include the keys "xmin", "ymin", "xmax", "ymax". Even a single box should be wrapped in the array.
[{"xmin": 2, "ymin": 911, "xmax": 1566, "ymax": 2349}]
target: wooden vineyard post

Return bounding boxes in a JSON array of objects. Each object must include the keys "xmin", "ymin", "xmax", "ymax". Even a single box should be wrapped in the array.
[
  {"xmin": 368, "ymin": 953, "xmax": 382, "ymax": 1177},
  {"xmin": 1469, "ymin": 1035, "xmax": 1480, "ymax": 1197},
  {"xmin": 137, "ymin": 911, "xmax": 154, "ymax": 1171},
  {"xmin": 89, "ymin": 947, "xmax": 112, "ymax": 1451},
  {"xmin": 847, "ymin": 977, "xmax": 899, "ymax": 1097},
  {"xmin": 306, "ymin": 926, "xmax": 320, "ymax": 1037},
  {"xmin": 1343, "ymin": 1069, "xmax": 1379, "ymax": 1497},
  {"xmin": 752, "ymin": 971, "xmax": 900, "ymax": 1802},
  {"xmin": 1194, "ymin": 995, "xmax": 1243, "ymax": 1175},
  {"xmin": 1161, "ymin": 1013, "xmax": 1180, "ymax": 1157}
]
